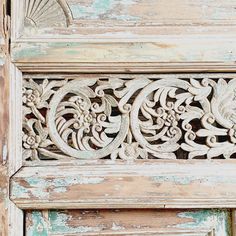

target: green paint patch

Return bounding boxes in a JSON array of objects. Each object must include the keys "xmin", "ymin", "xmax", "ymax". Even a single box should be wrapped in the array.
[
  {"xmin": 47, "ymin": 211, "xmax": 102, "ymax": 234},
  {"xmin": 13, "ymin": 44, "xmax": 46, "ymax": 60},
  {"xmin": 12, "ymin": 176, "xmax": 104, "ymax": 199},
  {"xmin": 177, "ymin": 209, "xmax": 231, "ymax": 236},
  {"xmin": 70, "ymin": 0, "xmax": 139, "ymax": 21},
  {"xmin": 27, "ymin": 211, "xmax": 48, "ymax": 236},
  {"xmin": 11, "ymin": 182, "xmax": 31, "ymax": 199}
]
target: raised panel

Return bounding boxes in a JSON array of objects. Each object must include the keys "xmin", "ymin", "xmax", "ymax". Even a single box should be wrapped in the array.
[
  {"xmin": 13, "ymin": 0, "xmax": 236, "ymax": 39},
  {"xmin": 11, "ymin": 0, "xmax": 236, "ymax": 71},
  {"xmin": 25, "ymin": 209, "xmax": 231, "ymax": 236}
]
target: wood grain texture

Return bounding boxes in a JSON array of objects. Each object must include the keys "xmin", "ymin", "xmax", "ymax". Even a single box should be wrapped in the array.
[
  {"xmin": 13, "ymin": 0, "xmax": 236, "ymax": 39},
  {"xmin": 233, "ymin": 210, "xmax": 236, "ymax": 236},
  {"xmin": 10, "ymin": 160, "xmax": 236, "ymax": 209},
  {"xmin": 0, "ymin": 0, "xmax": 9, "ymax": 235},
  {"xmin": 0, "ymin": 166, "xmax": 8, "ymax": 236},
  {"xmin": 11, "ymin": 37, "xmax": 236, "ymax": 72},
  {"xmin": 11, "ymin": 0, "xmax": 236, "ymax": 72},
  {"xmin": 24, "ymin": 209, "xmax": 231, "ymax": 236}
]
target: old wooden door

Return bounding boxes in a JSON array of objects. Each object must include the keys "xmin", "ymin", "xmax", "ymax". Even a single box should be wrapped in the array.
[{"xmin": 2, "ymin": 0, "xmax": 236, "ymax": 235}]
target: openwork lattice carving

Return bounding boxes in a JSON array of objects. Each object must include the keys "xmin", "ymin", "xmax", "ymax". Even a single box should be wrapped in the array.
[{"xmin": 22, "ymin": 75, "xmax": 236, "ymax": 161}]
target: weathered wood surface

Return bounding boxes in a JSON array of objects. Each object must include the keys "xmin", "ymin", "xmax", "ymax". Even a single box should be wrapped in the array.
[
  {"xmin": 25, "ymin": 209, "xmax": 231, "ymax": 236},
  {"xmin": 0, "ymin": 166, "xmax": 8, "ymax": 236},
  {"xmin": 13, "ymin": 0, "xmax": 236, "ymax": 38},
  {"xmin": 0, "ymin": 0, "xmax": 9, "ymax": 235},
  {"xmin": 10, "ymin": 160, "xmax": 236, "ymax": 209},
  {"xmin": 11, "ymin": 0, "xmax": 236, "ymax": 72},
  {"xmin": 12, "ymin": 37, "xmax": 236, "ymax": 72}
]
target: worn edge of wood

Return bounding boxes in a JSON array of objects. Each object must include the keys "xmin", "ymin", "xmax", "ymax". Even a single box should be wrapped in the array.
[
  {"xmin": 233, "ymin": 210, "xmax": 236, "ymax": 236},
  {"xmin": 10, "ymin": 160, "xmax": 236, "ymax": 210},
  {"xmin": 14, "ymin": 62, "xmax": 236, "ymax": 73},
  {"xmin": 8, "ymin": 64, "xmax": 24, "ymax": 235}
]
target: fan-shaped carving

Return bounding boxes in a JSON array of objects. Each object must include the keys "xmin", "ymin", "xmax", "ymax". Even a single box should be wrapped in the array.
[{"xmin": 24, "ymin": 0, "xmax": 72, "ymax": 27}]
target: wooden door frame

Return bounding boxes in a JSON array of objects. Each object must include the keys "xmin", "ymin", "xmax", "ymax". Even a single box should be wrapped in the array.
[
  {"xmin": 8, "ymin": 65, "xmax": 236, "ymax": 236},
  {"xmin": 7, "ymin": 0, "xmax": 236, "ymax": 235}
]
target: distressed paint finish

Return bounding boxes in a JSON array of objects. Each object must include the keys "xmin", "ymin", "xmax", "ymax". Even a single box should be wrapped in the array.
[
  {"xmin": 11, "ymin": 37, "xmax": 236, "ymax": 68},
  {"xmin": 25, "ymin": 209, "xmax": 231, "ymax": 236},
  {"xmin": 0, "ymin": 0, "xmax": 9, "ymax": 235},
  {"xmin": 11, "ymin": 0, "xmax": 236, "ymax": 71},
  {"xmin": 7, "ymin": 1, "xmax": 236, "ymax": 235},
  {"xmin": 10, "ymin": 160, "xmax": 236, "ymax": 209},
  {"xmin": 0, "ymin": 166, "xmax": 8, "ymax": 236},
  {"xmin": 13, "ymin": 0, "xmax": 236, "ymax": 37}
]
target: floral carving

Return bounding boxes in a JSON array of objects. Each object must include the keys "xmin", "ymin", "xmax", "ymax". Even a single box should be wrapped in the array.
[{"xmin": 23, "ymin": 75, "xmax": 236, "ymax": 161}]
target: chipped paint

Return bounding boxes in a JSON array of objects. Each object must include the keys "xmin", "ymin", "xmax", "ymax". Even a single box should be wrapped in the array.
[
  {"xmin": 25, "ymin": 209, "xmax": 231, "ymax": 235},
  {"xmin": 48, "ymin": 211, "xmax": 103, "ymax": 234},
  {"xmin": 152, "ymin": 175, "xmax": 236, "ymax": 185},
  {"xmin": 111, "ymin": 222, "xmax": 125, "ymax": 231},
  {"xmin": 70, "ymin": 0, "xmax": 139, "ymax": 20},
  {"xmin": 0, "ymin": 57, "xmax": 4, "ymax": 66},
  {"xmin": 26, "ymin": 211, "xmax": 48, "ymax": 236},
  {"xmin": 177, "ymin": 210, "xmax": 231, "ymax": 236},
  {"xmin": 11, "ymin": 176, "xmax": 105, "ymax": 199},
  {"xmin": 2, "ymin": 143, "xmax": 7, "ymax": 164},
  {"xmin": 11, "ymin": 182, "xmax": 31, "ymax": 199}
]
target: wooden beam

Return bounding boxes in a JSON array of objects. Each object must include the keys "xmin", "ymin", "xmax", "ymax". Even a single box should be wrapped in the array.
[
  {"xmin": 10, "ymin": 160, "xmax": 236, "ymax": 209},
  {"xmin": 24, "ymin": 209, "xmax": 231, "ymax": 236}
]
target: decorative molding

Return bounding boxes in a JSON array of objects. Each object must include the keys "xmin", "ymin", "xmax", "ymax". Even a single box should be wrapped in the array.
[
  {"xmin": 24, "ymin": 0, "xmax": 72, "ymax": 28},
  {"xmin": 10, "ymin": 161, "xmax": 236, "ymax": 209},
  {"xmin": 22, "ymin": 75, "xmax": 236, "ymax": 161}
]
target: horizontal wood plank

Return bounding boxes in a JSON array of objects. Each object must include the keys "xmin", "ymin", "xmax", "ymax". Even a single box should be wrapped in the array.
[
  {"xmin": 12, "ymin": 0, "xmax": 236, "ymax": 39},
  {"xmin": 12, "ymin": 1, "xmax": 236, "ymax": 71},
  {"xmin": 25, "ymin": 209, "xmax": 231, "ymax": 236},
  {"xmin": 10, "ymin": 160, "xmax": 236, "ymax": 209},
  {"xmin": 12, "ymin": 36, "xmax": 236, "ymax": 72}
]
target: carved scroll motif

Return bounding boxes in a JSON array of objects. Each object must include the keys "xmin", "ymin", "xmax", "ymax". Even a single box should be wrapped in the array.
[{"xmin": 22, "ymin": 76, "xmax": 236, "ymax": 161}]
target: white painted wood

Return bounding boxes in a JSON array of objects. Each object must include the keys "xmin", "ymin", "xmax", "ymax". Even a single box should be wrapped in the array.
[
  {"xmin": 21, "ymin": 74, "xmax": 236, "ymax": 162},
  {"xmin": 10, "ymin": 160, "xmax": 236, "ymax": 209},
  {"xmin": 8, "ymin": 64, "xmax": 22, "ymax": 176}
]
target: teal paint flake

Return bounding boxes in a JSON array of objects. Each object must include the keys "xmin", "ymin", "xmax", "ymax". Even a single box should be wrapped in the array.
[
  {"xmin": 48, "ymin": 211, "xmax": 102, "ymax": 234},
  {"xmin": 24, "ymin": 176, "xmax": 104, "ymax": 195},
  {"xmin": 13, "ymin": 44, "xmax": 46, "ymax": 60},
  {"xmin": 27, "ymin": 211, "xmax": 49, "ymax": 236},
  {"xmin": 12, "ymin": 175, "xmax": 104, "ymax": 199},
  {"xmin": 177, "ymin": 210, "xmax": 231, "ymax": 236},
  {"xmin": 11, "ymin": 182, "xmax": 30, "ymax": 199},
  {"xmin": 70, "ymin": 0, "xmax": 139, "ymax": 21}
]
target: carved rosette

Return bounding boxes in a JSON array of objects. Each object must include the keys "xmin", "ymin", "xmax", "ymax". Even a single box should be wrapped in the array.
[{"xmin": 22, "ymin": 76, "xmax": 236, "ymax": 161}]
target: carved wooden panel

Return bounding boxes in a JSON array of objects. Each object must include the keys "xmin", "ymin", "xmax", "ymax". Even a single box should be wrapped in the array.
[
  {"xmin": 11, "ymin": 0, "xmax": 236, "ymax": 71},
  {"xmin": 22, "ymin": 74, "xmax": 236, "ymax": 162},
  {"xmin": 25, "ymin": 209, "xmax": 231, "ymax": 236}
]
